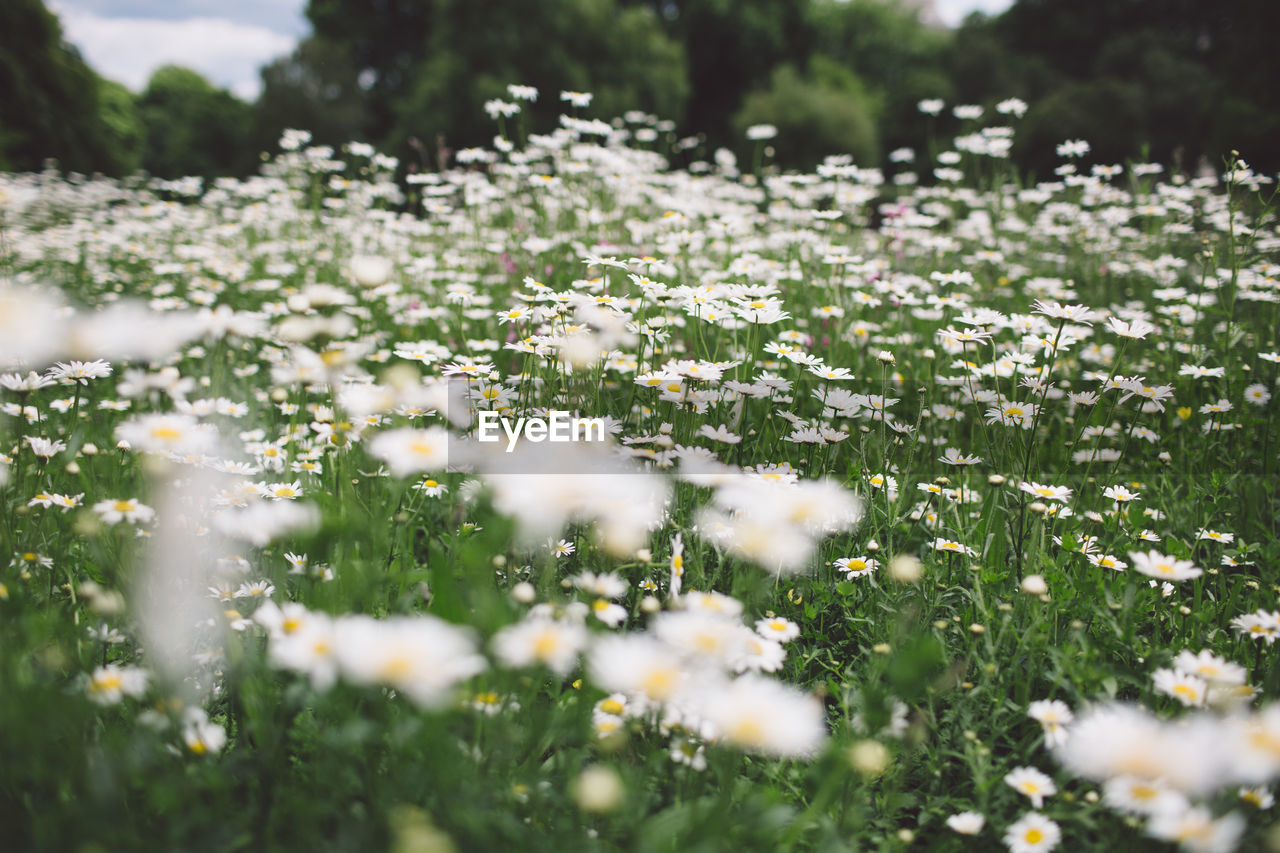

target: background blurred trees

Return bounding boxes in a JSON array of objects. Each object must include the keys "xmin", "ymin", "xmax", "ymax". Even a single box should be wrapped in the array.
[
  {"xmin": 0, "ymin": 0, "xmax": 137, "ymax": 174},
  {"xmin": 137, "ymin": 66, "xmax": 254, "ymax": 179},
  {"xmin": 250, "ymin": 37, "xmax": 369, "ymax": 157},
  {"xmin": 2, "ymin": 0, "xmax": 1277, "ymax": 179},
  {"xmin": 308, "ymin": 0, "xmax": 688, "ymax": 171}
]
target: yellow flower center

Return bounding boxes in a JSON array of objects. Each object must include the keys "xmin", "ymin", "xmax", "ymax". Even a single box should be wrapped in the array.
[
  {"xmin": 377, "ymin": 656, "xmax": 414, "ymax": 681},
  {"xmin": 640, "ymin": 668, "xmax": 677, "ymax": 700},
  {"xmin": 727, "ymin": 718, "xmax": 765, "ymax": 747},
  {"xmin": 533, "ymin": 632, "xmax": 561, "ymax": 661},
  {"xmin": 91, "ymin": 674, "xmax": 123, "ymax": 693}
]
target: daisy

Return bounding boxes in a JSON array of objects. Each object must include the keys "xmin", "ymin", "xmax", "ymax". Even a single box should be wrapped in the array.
[
  {"xmin": 182, "ymin": 710, "xmax": 228, "ymax": 756},
  {"xmin": 1243, "ymin": 383, "xmax": 1271, "ymax": 406},
  {"xmin": 755, "ymin": 616, "xmax": 800, "ymax": 643},
  {"xmin": 1088, "ymin": 553, "xmax": 1128, "ymax": 572},
  {"xmin": 116, "ymin": 413, "xmax": 217, "ymax": 456},
  {"xmin": 1230, "ymin": 610, "xmax": 1280, "ymax": 644},
  {"xmin": 0, "ymin": 371, "xmax": 57, "ymax": 392},
  {"xmin": 1145, "ymin": 807, "xmax": 1244, "ymax": 853},
  {"xmin": 938, "ymin": 447, "xmax": 983, "ymax": 466},
  {"xmin": 1152, "ymin": 668, "xmax": 1207, "ymax": 706},
  {"xmin": 333, "ymin": 615, "xmax": 486, "ymax": 709},
  {"xmin": 670, "ymin": 737, "xmax": 707, "ymax": 770},
  {"xmin": 1027, "ymin": 699, "xmax": 1074, "ymax": 748},
  {"xmin": 1032, "ymin": 299, "xmax": 1098, "ymax": 325},
  {"xmin": 1129, "ymin": 550, "xmax": 1201, "ymax": 582},
  {"xmin": 833, "ymin": 555, "xmax": 877, "ymax": 578},
  {"xmin": 413, "ymin": 477, "xmax": 447, "ymax": 497},
  {"xmin": 946, "ymin": 811, "xmax": 985, "ymax": 835},
  {"xmin": 1103, "ymin": 776, "xmax": 1188, "ymax": 816},
  {"xmin": 235, "ymin": 580, "xmax": 276, "ymax": 600},
  {"xmin": 265, "ymin": 481, "xmax": 303, "ymax": 500},
  {"xmin": 669, "ymin": 534, "xmax": 685, "ymax": 599},
  {"xmin": 493, "ymin": 616, "xmax": 587, "ymax": 676},
  {"xmin": 986, "ymin": 402, "xmax": 1040, "ymax": 428},
  {"xmin": 590, "ymin": 599, "xmax": 627, "ymax": 628},
  {"xmin": 47, "ymin": 359, "xmax": 113, "ymax": 385},
  {"xmin": 932, "ymin": 538, "xmax": 977, "ymax": 558},
  {"xmin": 1106, "ymin": 317, "xmax": 1156, "ymax": 339},
  {"xmin": 24, "ymin": 436, "xmax": 66, "ymax": 459},
  {"xmin": 1173, "ymin": 650, "xmax": 1247, "ymax": 686},
  {"xmin": 92, "ymin": 498, "xmax": 156, "ymax": 525},
  {"xmin": 1004, "ymin": 811, "xmax": 1061, "ymax": 853},
  {"xmin": 86, "ymin": 665, "xmax": 149, "ymax": 705},
  {"xmin": 1020, "ymin": 482, "xmax": 1072, "ymax": 503},
  {"xmin": 367, "ymin": 427, "xmax": 452, "ymax": 477},
  {"xmin": 572, "ymin": 571, "xmax": 627, "ymax": 599},
  {"xmin": 1238, "ymin": 787, "xmax": 1274, "ymax": 809},
  {"xmin": 1004, "ymin": 766, "xmax": 1057, "ymax": 808},
  {"xmin": 691, "ymin": 675, "xmax": 826, "ymax": 758},
  {"xmin": 1103, "ymin": 484, "xmax": 1139, "ymax": 503},
  {"xmin": 697, "ymin": 423, "xmax": 741, "ymax": 444},
  {"xmin": 1119, "ymin": 380, "xmax": 1176, "ymax": 411},
  {"xmin": 589, "ymin": 635, "xmax": 687, "ymax": 702}
]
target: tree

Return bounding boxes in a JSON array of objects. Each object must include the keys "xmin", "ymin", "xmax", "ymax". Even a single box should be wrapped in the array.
[
  {"xmin": 307, "ymin": 0, "xmax": 688, "ymax": 165},
  {"xmin": 251, "ymin": 36, "xmax": 370, "ymax": 156},
  {"xmin": 957, "ymin": 0, "xmax": 1280, "ymax": 174},
  {"xmin": 807, "ymin": 0, "xmax": 951, "ymax": 156},
  {"xmin": 137, "ymin": 66, "xmax": 253, "ymax": 178},
  {"xmin": 624, "ymin": 0, "xmax": 815, "ymax": 148},
  {"xmin": 95, "ymin": 77, "xmax": 144, "ymax": 175},
  {"xmin": 733, "ymin": 58, "xmax": 879, "ymax": 169},
  {"xmin": 0, "ymin": 0, "xmax": 134, "ymax": 174}
]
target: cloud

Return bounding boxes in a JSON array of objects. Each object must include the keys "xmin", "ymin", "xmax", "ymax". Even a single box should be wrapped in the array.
[
  {"xmin": 55, "ymin": 0, "xmax": 309, "ymax": 37},
  {"xmin": 53, "ymin": 4, "xmax": 297, "ymax": 100},
  {"xmin": 932, "ymin": 0, "xmax": 1014, "ymax": 28}
]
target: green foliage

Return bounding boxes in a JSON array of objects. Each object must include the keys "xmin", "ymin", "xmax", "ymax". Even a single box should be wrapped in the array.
[
  {"xmin": 624, "ymin": 0, "xmax": 815, "ymax": 149},
  {"xmin": 307, "ymin": 0, "xmax": 688, "ymax": 167},
  {"xmin": 0, "ymin": 0, "xmax": 135, "ymax": 174},
  {"xmin": 948, "ymin": 0, "xmax": 1280, "ymax": 174},
  {"xmin": 95, "ymin": 77, "xmax": 144, "ymax": 175},
  {"xmin": 806, "ymin": 0, "xmax": 951, "ymax": 153},
  {"xmin": 733, "ymin": 59, "xmax": 879, "ymax": 168},
  {"xmin": 251, "ymin": 37, "xmax": 370, "ymax": 156},
  {"xmin": 138, "ymin": 66, "xmax": 254, "ymax": 179},
  {"xmin": 9, "ymin": 0, "xmax": 1280, "ymax": 177}
]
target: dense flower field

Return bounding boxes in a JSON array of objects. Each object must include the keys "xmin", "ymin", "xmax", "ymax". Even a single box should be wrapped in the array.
[{"xmin": 1, "ymin": 93, "xmax": 1278, "ymax": 851}]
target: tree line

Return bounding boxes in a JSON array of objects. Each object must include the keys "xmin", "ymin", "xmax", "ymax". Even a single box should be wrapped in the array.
[{"xmin": 2, "ymin": 0, "xmax": 1276, "ymax": 180}]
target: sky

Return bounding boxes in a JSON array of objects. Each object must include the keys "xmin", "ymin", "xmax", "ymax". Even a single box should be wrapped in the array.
[{"xmin": 51, "ymin": 0, "xmax": 1014, "ymax": 102}]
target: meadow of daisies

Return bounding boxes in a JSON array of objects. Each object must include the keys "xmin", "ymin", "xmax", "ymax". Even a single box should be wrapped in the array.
[{"xmin": 2, "ymin": 92, "xmax": 1279, "ymax": 852}]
